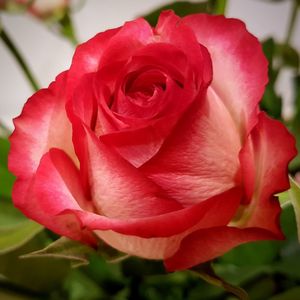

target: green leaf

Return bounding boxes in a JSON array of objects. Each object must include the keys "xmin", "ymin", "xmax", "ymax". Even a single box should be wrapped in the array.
[
  {"xmin": 21, "ymin": 237, "xmax": 95, "ymax": 268},
  {"xmin": 273, "ymin": 252, "xmax": 300, "ymax": 280},
  {"xmin": 288, "ymin": 176, "xmax": 300, "ymax": 242},
  {"xmin": 280, "ymin": 203, "xmax": 298, "ymax": 239},
  {"xmin": 143, "ymin": 1, "xmax": 214, "ymax": 26},
  {"xmin": 289, "ymin": 75, "xmax": 300, "ymax": 172},
  {"xmin": 215, "ymin": 264, "xmax": 270, "ymax": 287},
  {"xmin": 0, "ymin": 289, "xmax": 35, "ymax": 300},
  {"xmin": 260, "ymin": 39, "xmax": 282, "ymax": 119},
  {"xmin": 219, "ymin": 241, "xmax": 280, "ymax": 267},
  {"xmin": 260, "ymin": 84, "xmax": 282, "ymax": 119},
  {"xmin": 278, "ymin": 190, "xmax": 290, "ymax": 207},
  {"xmin": 0, "ymin": 197, "xmax": 26, "ymax": 227},
  {"xmin": 0, "ymin": 165, "xmax": 15, "ymax": 198},
  {"xmin": 270, "ymin": 287, "xmax": 300, "ymax": 300},
  {"xmin": 0, "ymin": 234, "xmax": 70, "ymax": 292},
  {"xmin": 275, "ymin": 43, "xmax": 300, "ymax": 69},
  {"xmin": 64, "ymin": 270, "xmax": 104, "ymax": 300},
  {"xmin": 0, "ymin": 220, "xmax": 43, "ymax": 255},
  {"xmin": 0, "ymin": 137, "xmax": 10, "ymax": 166},
  {"xmin": 0, "ymin": 197, "xmax": 43, "ymax": 255},
  {"xmin": 262, "ymin": 38, "xmax": 275, "ymax": 65},
  {"xmin": 0, "ymin": 138, "xmax": 15, "ymax": 198}
]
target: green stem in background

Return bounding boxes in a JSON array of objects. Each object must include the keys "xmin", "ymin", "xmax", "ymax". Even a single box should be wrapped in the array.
[
  {"xmin": 190, "ymin": 263, "xmax": 249, "ymax": 300},
  {"xmin": 285, "ymin": 0, "xmax": 299, "ymax": 45},
  {"xmin": 0, "ymin": 27, "xmax": 39, "ymax": 91},
  {"xmin": 213, "ymin": 0, "xmax": 228, "ymax": 15},
  {"xmin": 59, "ymin": 12, "xmax": 79, "ymax": 46}
]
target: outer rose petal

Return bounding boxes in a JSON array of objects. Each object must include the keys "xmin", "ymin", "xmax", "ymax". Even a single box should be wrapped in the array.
[
  {"xmin": 165, "ymin": 226, "xmax": 278, "ymax": 271},
  {"xmin": 182, "ymin": 14, "xmax": 268, "ymax": 136},
  {"xmin": 9, "ymin": 71, "xmax": 74, "ymax": 179},
  {"xmin": 238, "ymin": 113, "xmax": 297, "ymax": 233},
  {"xmin": 26, "ymin": 145, "xmax": 241, "ymax": 247},
  {"xmin": 13, "ymin": 149, "xmax": 96, "ymax": 246},
  {"xmin": 82, "ymin": 187, "xmax": 241, "ymax": 259},
  {"xmin": 67, "ymin": 28, "xmax": 120, "ymax": 98},
  {"xmin": 69, "ymin": 187, "xmax": 241, "ymax": 238}
]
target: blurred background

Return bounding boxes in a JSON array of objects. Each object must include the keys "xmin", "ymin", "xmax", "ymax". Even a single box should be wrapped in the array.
[{"xmin": 0, "ymin": 0, "xmax": 300, "ymax": 128}]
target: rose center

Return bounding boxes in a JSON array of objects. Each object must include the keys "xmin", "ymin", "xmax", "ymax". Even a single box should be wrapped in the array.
[{"xmin": 124, "ymin": 69, "xmax": 167, "ymax": 106}]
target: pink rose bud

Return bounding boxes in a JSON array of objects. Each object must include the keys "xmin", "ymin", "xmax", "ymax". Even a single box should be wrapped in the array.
[{"xmin": 9, "ymin": 11, "xmax": 297, "ymax": 271}]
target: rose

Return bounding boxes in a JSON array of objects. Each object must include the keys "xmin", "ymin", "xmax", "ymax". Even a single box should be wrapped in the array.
[
  {"xmin": 0, "ymin": 0, "xmax": 68, "ymax": 19},
  {"xmin": 9, "ymin": 11, "xmax": 296, "ymax": 271}
]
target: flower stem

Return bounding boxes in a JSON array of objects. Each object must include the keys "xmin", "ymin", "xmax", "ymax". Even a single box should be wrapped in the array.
[
  {"xmin": 190, "ymin": 263, "xmax": 249, "ymax": 300},
  {"xmin": 0, "ymin": 27, "xmax": 39, "ymax": 91},
  {"xmin": 214, "ymin": 0, "xmax": 228, "ymax": 15},
  {"xmin": 285, "ymin": 0, "xmax": 299, "ymax": 45},
  {"xmin": 59, "ymin": 12, "xmax": 79, "ymax": 46}
]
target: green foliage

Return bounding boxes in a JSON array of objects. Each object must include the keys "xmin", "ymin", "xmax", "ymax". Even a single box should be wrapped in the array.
[
  {"xmin": 143, "ymin": 0, "xmax": 224, "ymax": 26},
  {"xmin": 0, "ymin": 138, "xmax": 15, "ymax": 198},
  {"xmin": 288, "ymin": 177, "xmax": 300, "ymax": 241},
  {"xmin": 288, "ymin": 75, "xmax": 300, "ymax": 172},
  {"xmin": 0, "ymin": 234, "xmax": 70, "ymax": 293},
  {"xmin": 0, "ymin": 220, "xmax": 43, "ymax": 255},
  {"xmin": 21, "ymin": 237, "xmax": 95, "ymax": 268}
]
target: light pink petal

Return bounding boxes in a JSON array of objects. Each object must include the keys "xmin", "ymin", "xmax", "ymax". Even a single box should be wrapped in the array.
[
  {"xmin": 238, "ymin": 113, "xmax": 297, "ymax": 233},
  {"xmin": 13, "ymin": 149, "xmax": 96, "ymax": 246},
  {"xmin": 165, "ymin": 226, "xmax": 279, "ymax": 271},
  {"xmin": 9, "ymin": 72, "xmax": 75, "ymax": 180},
  {"xmin": 75, "ymin": 187, "xmax": 241, "ymax": 259},
  {"xmin": 141, "ymin": 87, "xmax": 241, "ymax": 206},
  {"xmin": 78, "ymin": 124, "xmax": 182, "ymax": 219},
  {"xmin": 69, "ymin": 187, "xmax": 241, "ymax": 238},
  {"xmin": 100, "ymin": 126, "xmax": 167, "ymax": 168},
  {"xmin": 182, "ymin": 14, "xmax": 268, "ymax": 136}
]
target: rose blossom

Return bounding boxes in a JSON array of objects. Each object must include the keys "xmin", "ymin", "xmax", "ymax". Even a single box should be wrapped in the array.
[{"xmin": 8, "ymin": 11, "xmax": 296, "ymax": 271}]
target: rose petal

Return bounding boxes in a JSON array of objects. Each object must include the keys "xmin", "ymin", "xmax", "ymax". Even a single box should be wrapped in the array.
[
  {"xmin": 238, "ymin": 112, "xmax": 297, "ymax": 233},
  {"xmin": 67, "ymin": 73, "xmax": 98, "ymax": 130},
  {"xmin": 93, "ymin": 187, "xmax": 241, "ymax": 260},
  {"xmin": 97, "ymin": 42, "xmax": 199, "ymax": 167},
  {"xmin": 69, "ymin": 187, "xmax": 241, "ymax": 238},
  {"xmin": 165, "ymin": 226, "xmax": 279, "ymax": 271},
  {"xmin": 23, "ymin": 146, "xmax": 241, "ymax": 241},
  {"xmin": 182, "ymin": 14, "xmax": 268, "ymax": 137},
  {"xmin": 13, "ymin": 149, "xmax": 96, "ymax": 246},
  {"xmin": 141, "ymin": 87, "xmax": 241, "ymax": 206},
  {"xmin": 98, "ymin": 18, "xmax": 153, "ymax": 73},
  {"xmin": 9, "ymin": 71, "xmax": 74, "ymax": 179},
  {"xmin": 67, "ymin": 28, "xmax": 120, "ymax": 98},
  {"xmin": 156, "ymin": 11, "xmax": 212, "ymax": 89},
  {"xmin": 79, "ymin": 124, "xmax": 183, "ymax": 218}
]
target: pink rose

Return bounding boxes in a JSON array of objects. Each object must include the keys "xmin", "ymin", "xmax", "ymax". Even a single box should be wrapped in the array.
[{"xmin": 9, "ymin": 11, "xmax": 296, "ymax": 271}]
